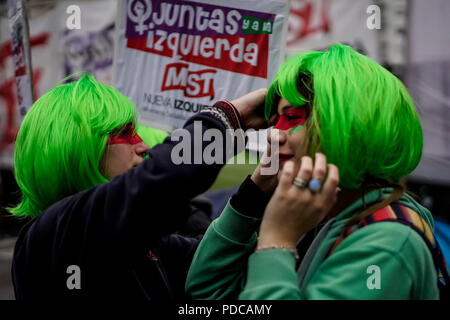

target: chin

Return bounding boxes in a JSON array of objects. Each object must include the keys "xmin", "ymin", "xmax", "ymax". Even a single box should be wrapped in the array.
[{"xmin": 278, "ymin": 160, "xmax": 288, "ymax": 171}]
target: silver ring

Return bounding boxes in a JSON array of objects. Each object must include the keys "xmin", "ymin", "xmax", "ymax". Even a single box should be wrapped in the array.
[{"xmin": 293, "ymin": 177, "xmax": 308, "ymax": 188}]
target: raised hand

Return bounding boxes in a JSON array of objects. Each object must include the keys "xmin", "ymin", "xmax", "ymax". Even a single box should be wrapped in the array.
[
  {"xmin": 231, "ymin": 88, "xmax": 268, "ymax": 130},
  {"xmin": 257, "ymin": 153, "xmax": 340, "ymax": 248}
]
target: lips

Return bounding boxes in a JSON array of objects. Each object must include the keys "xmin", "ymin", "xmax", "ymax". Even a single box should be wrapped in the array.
[{"xmin": 278, "ymin": 154, "xmax": 294, "ymax": 162}]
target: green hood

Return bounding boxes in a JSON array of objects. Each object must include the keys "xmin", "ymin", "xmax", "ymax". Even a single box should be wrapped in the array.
[
  {"xmin": 334, "ymin": 188, "xmax": 434, "ymax": 231},
  {"xmin": 297, "ymin": 187, "xmax": 437, "ymax": 298}
]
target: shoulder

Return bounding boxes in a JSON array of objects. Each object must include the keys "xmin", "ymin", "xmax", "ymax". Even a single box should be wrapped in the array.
[
  {"xmin": 306, "ymin": 221, "xmax": 438, "ymax": 299},
  {"xmin": 337, "ymin": 220, "xmax": 423, "ymax": 254},
  {"xmin": 335, "ymin": 220, "xmax": 436, "ymax": 270},
  {"xmin": 333, "ymin": 220, "xmax": 437, "ymax": 289},
  {"xmin": 17, "ymin": 188, "xmax": 94, "ymax": 244}
]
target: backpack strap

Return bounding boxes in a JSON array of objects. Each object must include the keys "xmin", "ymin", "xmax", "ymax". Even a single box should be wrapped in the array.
[{"xmin": 326, "ymin": 202, "xmax": 450, "ymax": 296}]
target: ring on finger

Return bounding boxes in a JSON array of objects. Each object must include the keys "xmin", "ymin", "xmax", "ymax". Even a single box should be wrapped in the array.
[
  {"xmin": 308, "ymin": 179, "xmax": 321, "ymax": 193},
  {"xmin": 293, "ymin": 177, "xmax": 308, "ymax": 189}
]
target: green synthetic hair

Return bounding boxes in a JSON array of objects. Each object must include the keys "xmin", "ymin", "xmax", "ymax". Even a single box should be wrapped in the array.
[
  {"xmin": 11, "ymin": 74, "xmax": 137, "ymax": 217},
  {"xmin": 136, "ymin": 125, "xmax": 169, "ymax": 148},
  {"xmin": 266, "ymin": 44, "xmax": 423, "ymax": 189}
]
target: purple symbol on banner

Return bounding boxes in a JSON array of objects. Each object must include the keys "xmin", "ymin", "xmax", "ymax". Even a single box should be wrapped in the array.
[{"xmin": 128, "ymin": 0, "xmax": 152, "ymax": 35}]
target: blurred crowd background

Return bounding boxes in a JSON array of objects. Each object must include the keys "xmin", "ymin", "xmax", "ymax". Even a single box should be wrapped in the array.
[{"xmin": 0, "ymin": 0, "xmax": 449, "ymax": 299}]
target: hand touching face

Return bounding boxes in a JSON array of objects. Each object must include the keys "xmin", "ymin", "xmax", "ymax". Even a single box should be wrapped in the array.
[{"xmin": 258, "ymin": 154, "xmax": 340, "ymax": 248}]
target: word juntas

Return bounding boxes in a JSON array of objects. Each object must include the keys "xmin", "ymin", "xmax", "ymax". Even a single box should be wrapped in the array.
[{"xmin": 146, "ymin": 1, "xmax": 243, "ymax": 35}]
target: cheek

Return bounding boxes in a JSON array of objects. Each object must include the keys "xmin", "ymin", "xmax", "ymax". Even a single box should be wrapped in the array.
[
  {"xmin": 119, "ymin": 145, "xmax": 135, "ymax": 163},
  {"xmin": 288, "ymin": 129, "xmax": 307, "ymax": 158},
  {"xmin": 104, "ymin": 145, "xmax": 135, "ymax": 171},
  {"xmin": 109, "ymin": 145, "xmax": 132, "ymax": 161}
]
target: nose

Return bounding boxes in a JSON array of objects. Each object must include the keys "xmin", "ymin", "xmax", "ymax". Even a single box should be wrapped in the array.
[
  {"xmin": 134, "ymin": 141, "xmax": 150, "ymax": 158},
  {"xmin": 267, "ymin": 128, "xmax": 287, "ymax": 146}
]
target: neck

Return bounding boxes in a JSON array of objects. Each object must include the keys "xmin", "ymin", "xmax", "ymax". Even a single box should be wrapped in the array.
[{"xmin": 326, "ymin": 188, "xmax": 364, "ymax": 220}]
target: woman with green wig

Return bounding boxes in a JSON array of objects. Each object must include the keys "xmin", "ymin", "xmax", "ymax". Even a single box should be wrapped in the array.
[
  {"xmin": 186, "ymin": 44, "xmax": 448, "ymax": 299},
  {"xmin": 10, "ymin": 73, "xmax": 268, "ymax": 299}
]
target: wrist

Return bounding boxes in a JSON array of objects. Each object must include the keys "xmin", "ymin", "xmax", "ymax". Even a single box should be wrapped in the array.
[
  {"xmin": 255, "ymin": 244, "xmax": 299, "ymax": 261},
  {"xmin": 200, "ymin": 101, "xmax": 243, "ymax": 131},
  {"xmin": 230, "ymin": 176, "xmax": 271, "ymax": 218},
  {"xmin": 215, "ymin": 100, "xmax": 245, "ymax": 130},
  {"xmin": 258, "ymin": 227, "xmax": 306, "ymax": 248},
  {"xmin": 250, "ymin": 173, "xmax": 273, "ymax": 195},
  {"xmin": 257, "ymin": 236, "xmax": 297, "ymax": 249}
]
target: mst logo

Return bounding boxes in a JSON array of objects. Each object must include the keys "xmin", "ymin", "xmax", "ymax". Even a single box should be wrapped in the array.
[{"xmin": 161, "ymin": 62, "xmax": 216, "ymax": 99}]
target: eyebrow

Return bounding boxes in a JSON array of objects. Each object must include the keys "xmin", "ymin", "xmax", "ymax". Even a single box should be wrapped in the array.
[
  {"xmin": 278, "ymin": 104, "xmax": 294, "ymax": 115},
  {"xmin": 111, "ymin": 122, "xmax": 134, "ymax": 134}
]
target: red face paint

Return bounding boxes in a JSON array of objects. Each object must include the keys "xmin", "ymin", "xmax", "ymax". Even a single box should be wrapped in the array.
[
  {"xmin": 274, "ymin": 107, "xmax": 308, "ymax": 130},
  {"xmin": 108, "ymin": 125, "xmax": 143, "ymax": 145}
]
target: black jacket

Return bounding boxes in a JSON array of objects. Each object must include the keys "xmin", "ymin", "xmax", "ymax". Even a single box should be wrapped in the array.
[{"xmin": 12, "ymin": 111, "xmax": 230, "ymax": 300}]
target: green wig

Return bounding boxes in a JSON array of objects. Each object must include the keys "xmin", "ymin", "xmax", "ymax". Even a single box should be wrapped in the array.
[
  {"xmin": 265, "ymin": 44, "xmax": 423, "ymax": 189},
  {"xmin": 11, "ymin": 74, "xmax": 137, "ymax": 217}
]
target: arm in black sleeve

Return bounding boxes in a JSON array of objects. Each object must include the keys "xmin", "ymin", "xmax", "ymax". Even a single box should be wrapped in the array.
[
  {"xmin": 156, "ymin": 234, "xmax": 203, "ymax": 299},
  {"xmin": 229, "ymin": 175, "xmax": 271, "ymax": 219},
  {"xmin": 40, "ymin": 106, "xmax": 245, "ymax": 257}
]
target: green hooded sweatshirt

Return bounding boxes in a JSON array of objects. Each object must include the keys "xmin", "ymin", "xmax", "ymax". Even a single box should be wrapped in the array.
[{"xmin": 186, "ymin": 188, "xmax": 439, "ymax": 299}]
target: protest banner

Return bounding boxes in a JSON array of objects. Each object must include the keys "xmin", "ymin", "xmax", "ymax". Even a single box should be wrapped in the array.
[
  {"xmin": 114, "ymin": 0, "xmax": 290, "ymax": 131},
  {"xmin": 286, "ymin": 0, "xmax": 380, "ymax": 61},
  {"xmin": 7, "ymin": 0, "xmax": 34, "ymax": 118},
  {"xmin": 0, "ymin": 0, "xmax": 116, "ymax": 167}
]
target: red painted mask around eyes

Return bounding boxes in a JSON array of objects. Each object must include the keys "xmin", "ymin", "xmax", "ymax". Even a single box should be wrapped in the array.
[
  {"xmin": 274, "ymin": 107, "xmax": 308, "ymax": 130},
  {"xmin": 107, "ymin": 127, "xmax": 143, "ymax": 145}
]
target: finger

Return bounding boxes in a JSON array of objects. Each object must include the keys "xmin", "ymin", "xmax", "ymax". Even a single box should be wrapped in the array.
[
  {"xmin": 261, "ymin": 130, "xmax": 278, "ymax": 167},
  {"xmin": 308, "ymin": 153, "xmax": 326, "ymax": 193},
  {"xmin": 254, "ymin": 88, "xmax": 268, "ymax": 105},
  {"xmin": 297, "ymin": 156, "xmax": 313, "ymax": 182},
  {"xmin": 259, "ymin": 143, "xmax": 271, "ymax": 167},
  {"xmin": 268, "ymin": 113, "xmax": 278, "ymax": 127},
  {"xmin": 254, "ymin": 118, "xmax": 269, "ymax": 130},
  {"xmin": 236, "ymin": 88, "xmax": 267, "ymax": 109},
  {"xmin": 278, "ymin": 160, "xmax": 295, "ymax": 192},
  {"xmin": 312, "ymin": 153, "xmax": 327, "ymax": 181},
  {"xmin": 266, "ymin": 138, "xmax": 272, "ymax": 157},
  {"xmin": 322, "ymin": 164, "xmax": 340, "ymax": 197}
]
